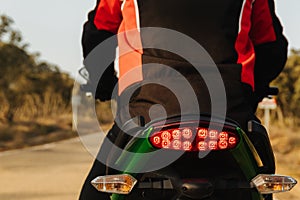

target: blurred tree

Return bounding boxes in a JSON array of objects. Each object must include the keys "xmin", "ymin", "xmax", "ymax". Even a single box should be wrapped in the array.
[
  {"xmin": 0, "ymin": 14, "xmax": 74, "ymax": 123},
  {"xmin": 0, "ymin": 15, "xmax": 13, "ymax": 40},
  {"xmin": 272, "ymin": 49, "xmax": 300, "ymax": 125},
  {"xmin": 0, "ymin": 15, "xmax": 23, "ymax": 46}
]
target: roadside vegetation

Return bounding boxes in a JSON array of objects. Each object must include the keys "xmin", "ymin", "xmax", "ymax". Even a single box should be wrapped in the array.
[
  {"xmin": 0, "ymin": 14, "xmax": 75, "ymax": 150},
  {"xmin": 269, "ymin": 49, "xmax": 300, "ymax": 126},
  {"xmin": 0, "ymin": 14, "xmax": 113, "ymax": 151}
]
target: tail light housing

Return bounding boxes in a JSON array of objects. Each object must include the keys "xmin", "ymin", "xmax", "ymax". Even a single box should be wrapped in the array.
[{"xmin": 149, "ymin": 121, "xmax": 239, "ymax": 152}]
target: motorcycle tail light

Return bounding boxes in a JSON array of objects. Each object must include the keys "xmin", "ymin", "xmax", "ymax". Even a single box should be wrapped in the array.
[
  {"xmin": 149, "ymin": 126, "xmax": 239, "ymax": 152},
  {"xmin": 252, "ymin": 174, "xmax": 297, "ymax": 194},
  {"xmin": 91, "ymin": 174, "xmax": 137, "ymax": 194}
]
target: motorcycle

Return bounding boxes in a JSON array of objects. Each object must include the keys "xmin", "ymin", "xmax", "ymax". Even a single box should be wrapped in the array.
[
  {"xmin": 78, "ymin": 68, "xmax": 297, "ymax": 200},
  {"xmin": 90, "ymin": 114, "xmax": 297, "ymax": 200}
]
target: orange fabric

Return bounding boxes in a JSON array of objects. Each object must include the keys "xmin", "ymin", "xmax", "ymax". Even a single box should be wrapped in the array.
[
  {"xmin": 94, "ymin": 0, "xmax": 144, "ymax": 94},
  {"xmin": 118, "ymin": 50, "xmax": 143, "ymax": 94},
  {"xmin": 117, "ymin": 0, "xmax": 143, "ymax": 94}
]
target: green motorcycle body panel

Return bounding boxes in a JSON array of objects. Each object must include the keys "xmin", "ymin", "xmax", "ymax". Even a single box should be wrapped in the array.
[{"xmin": 111, "ymin": 125, "xmax": 263, "ymax": 200}]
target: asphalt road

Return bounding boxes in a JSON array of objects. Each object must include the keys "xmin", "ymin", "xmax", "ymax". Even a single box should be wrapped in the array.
[{"xmin": 0, "ymin": 134, "xmax": 101, "ymax": 200}]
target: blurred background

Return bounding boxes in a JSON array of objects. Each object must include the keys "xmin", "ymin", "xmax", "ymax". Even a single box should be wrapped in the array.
[{"xmin": 0, "ymin": 0, "xmax": 299, "ymax": 200}]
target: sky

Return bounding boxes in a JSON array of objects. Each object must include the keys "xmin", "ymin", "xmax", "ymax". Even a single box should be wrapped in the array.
[
  {"xmin": 0, "ymin": 0, "xmax": 299, "ymax": 77},
  {"xmin": 0, "ymin": 0, "xmax": 95, "ymax": 77}
]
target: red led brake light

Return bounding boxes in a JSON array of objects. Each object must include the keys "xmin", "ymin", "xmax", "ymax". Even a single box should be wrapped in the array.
[{"xmin": 149, "ymin": 127, "xmax": 239, "ymax": 151}]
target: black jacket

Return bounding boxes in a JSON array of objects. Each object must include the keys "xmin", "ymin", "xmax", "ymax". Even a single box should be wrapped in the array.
[{"xmin": 82, "ymin": 0, "xmax": 287, "ymax": 100}]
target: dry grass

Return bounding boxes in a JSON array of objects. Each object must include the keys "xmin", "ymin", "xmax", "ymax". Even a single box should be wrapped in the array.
[
  {"xmin": 268, "ymin": 125, "xmax": 300, "ymax": 200},
  {"xmin": 0, "ymin": 114, "xmax": 76, "ymax": 151},
  {"xmin": 0, "ymin": 103, "xmax": 114, "ymax": 152}
]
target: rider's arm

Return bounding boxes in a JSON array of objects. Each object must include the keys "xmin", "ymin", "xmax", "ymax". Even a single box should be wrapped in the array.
[
  {"xmin": 81, "ymin": 0, "xmax": 122, "ymax": 100},
  {"xmin": 82, "ymin": 0, "xmax": 122, "ymax": 57},
  {"xmin": 82, "ymin": 1, "xmax": 112, "ymax": 58},
  {"xmin": 250, "ymin": 0, "xmax": 288, "ymax": 96}
]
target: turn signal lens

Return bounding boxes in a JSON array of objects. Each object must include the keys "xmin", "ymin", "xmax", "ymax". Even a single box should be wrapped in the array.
[
  {"xmin": 91, "ymin": 174, "xmax": 137, "ymax": 194},
  {"xmin": 252, "ymin": 174, "xmax": 297, "ymax": 194},
  {"xmin": 149, "ymin": 126, "xmax": 239, "ymax": 151}
]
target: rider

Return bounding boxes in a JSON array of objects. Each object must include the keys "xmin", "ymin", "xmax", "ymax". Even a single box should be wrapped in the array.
[{"xmin": 79, "ymin": 0, "xmax": 288, "ymax": 199}]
